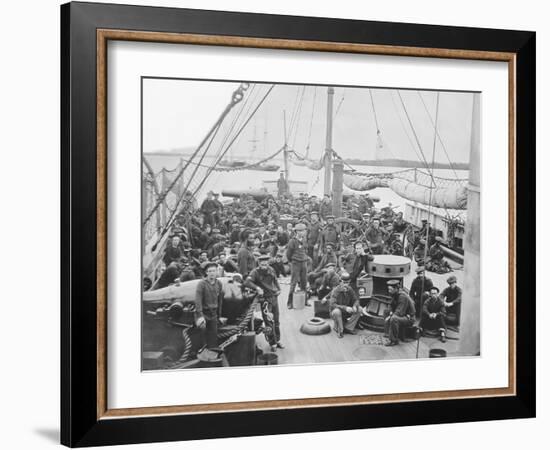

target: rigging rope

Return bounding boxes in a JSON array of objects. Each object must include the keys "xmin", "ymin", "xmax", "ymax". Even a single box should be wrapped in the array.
[
  {"xmin": 416, "ymin": 91, "xmax": 440, "ymax": 359},
  {"xmin": 305, "ymin": 87, "xmax": 318, "ymax": 157},
  {"xmin": 396, "ymin": 90, "xmax": 440, "ymax": 188},
  {"xmin": 214, "ymin": 145, "xmax": 285, "ymax": 171},
  {"xmin": 390, "ymin": 90, "xmax": 419, "ymax": 159},
  {"xmin": 417, "ymin": 91, "xmax": 460, "ymax": 180},
  {"xmin": 369, "ymin": 89, "xmax": 381, "ymax": 132},
  {"xmin": 142, "ymin": 82, "xmax": 250, "ymax": 227}
]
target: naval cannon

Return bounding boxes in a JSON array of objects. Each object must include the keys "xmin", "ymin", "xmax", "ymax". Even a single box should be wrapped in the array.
[{"xmin": 142, "ymin": 276, "xmax": 261, "ymax": 369}]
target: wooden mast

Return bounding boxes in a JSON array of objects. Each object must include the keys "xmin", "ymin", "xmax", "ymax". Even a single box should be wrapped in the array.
[
  {"xmin": 458, "ymin": 92, "xmax": 481, "ymax": 356},
  {"xmin": 283, "ymin": 109, "xmax": 289, "ymax": 183},
  {"xmin": 324, "ymin": 87, "xmax": 334, "ymax": 196}
]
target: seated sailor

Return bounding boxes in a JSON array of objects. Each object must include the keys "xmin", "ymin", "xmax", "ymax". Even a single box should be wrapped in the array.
[
  {"xmin": 384, "ymin": 279, "xmax": 416, "ymax": 346},
  {"xmin": 328, "ymin": 271, "xmax": 361, "ymax": 338},
  {"xmin": 419, "ymin": 286, "xmax": 447, "ymax": 342}
]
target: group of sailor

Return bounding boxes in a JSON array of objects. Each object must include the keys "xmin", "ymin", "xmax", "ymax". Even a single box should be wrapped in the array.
[{"xmin": 150, "ymin": 190, "xmax": 460, "ymax": 352}]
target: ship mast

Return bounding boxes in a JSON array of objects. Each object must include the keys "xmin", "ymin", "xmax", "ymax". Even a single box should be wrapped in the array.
[
  {"xmin": 283, "ymin": 110, "xmax": 289, "ymax": 183},
  {"xmin": 324, "ymin": 86, "xmax": 335, "ymax": 196}
]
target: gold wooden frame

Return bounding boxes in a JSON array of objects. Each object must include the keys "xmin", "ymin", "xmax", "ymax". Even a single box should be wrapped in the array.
[{"xmin": 96, "ymin": 29, "xmax": 516, "ymax": 420}]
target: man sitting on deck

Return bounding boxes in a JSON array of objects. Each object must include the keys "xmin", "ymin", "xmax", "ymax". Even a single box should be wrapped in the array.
[
  {"xmin": 384, "ymin": 279, "xmax": 416, "ymax": 346},
  {"xmin": 426, "ymin": 236, "xmax": 452, "ymax": 274},
  {"xmin": 317, "ymin": 262, "xmax": 340, "ymax": 300},
  {"xmin": 307, "ymin": 243, "xmax": 339, "ymax": 295},
  {"xmin": 441, "ymin": 275, "xmax": 462, "ymax": 327},
  {"xmin": 419, "ymin": 286, "xmax": 447, "ymax": 342},
  {"xmin": 327, "ymin": 272, "xmax": 361, "ymax": 338}
]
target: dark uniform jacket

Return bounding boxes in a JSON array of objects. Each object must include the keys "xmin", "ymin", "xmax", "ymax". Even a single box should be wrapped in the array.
[
  {"xmin": 286, "ymin": 237, "xmax": 308, "ymax": 263},
  {"xmin": 390, "ymin": 290, "xmax": 416, "ymax": 318},
  {"xmin": 308, "ymin": 221, "xmax": 322, "ymax": 247},
  {"xmin": 329, "ymin": 285, "xmax": 359, "ymax": 312},
  {"xmin": 318, "ymin": 225, "xmax": 340, "ymax": 249},
  {"xmin": 314, "ymin": 252, "xmax": 338, "ymax": 272},
  {"xmin": 244, "ymin": 266, "xmax": 281, "ymax": 299},
  {"xmin": 200, "ymin": 198, "xmax": 217, "ymax": 215},
  {"xmin": 195, "ymin": 278, "xmax": 223, "ymax": 318},
  {"xmin": 237, "ymin": 245, "xmax": 256, "ymax": 278},
  {"xmin": 422, "ymin": 295, "xmax": 446, "ymax": 317},
  {"xmin": 321, "ymin": 271, "xmax": 340, "ymax": 290},
  {"xmin": 365, "ymin": 226, "xmax": 386, "ymax": 246},
  {"xmin": 409, "ymin": 275, "xmax": 434, "ymax": 302},
  {"xmin": 441, "ymin": 285, "xmax": 462, "ymax": 307},
  {"xmin": 163, "ymin": 246, "xmax": 182, "ymax": 265}
]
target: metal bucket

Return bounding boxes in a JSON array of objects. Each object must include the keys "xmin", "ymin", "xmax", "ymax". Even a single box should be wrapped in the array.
[
  {"xmin": 257, "ymin": 352, "xmax": 278, "ymax": 365},
  {"xmin": 429, "ymin": 348, "xmax": 447, "ymax": 358},
  {"xmin": 293, "ymin": 290, "xmax": 306, "ymax": 310}
]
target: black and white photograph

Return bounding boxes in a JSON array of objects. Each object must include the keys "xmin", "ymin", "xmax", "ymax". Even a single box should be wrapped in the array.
[{"xmin": 141, "ymin": 79, "xmax": 480, "ymax": 370}]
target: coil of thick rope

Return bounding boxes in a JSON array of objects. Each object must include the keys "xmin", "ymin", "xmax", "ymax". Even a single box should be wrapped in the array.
[{"xmin": 162, "ymin": 294, "xmax": 260, "ymax": 370}]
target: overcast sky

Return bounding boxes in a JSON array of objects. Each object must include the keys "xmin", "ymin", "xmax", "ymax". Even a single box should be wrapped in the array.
[{"xmin": 143, "ymin": 78, "xmax": 475, "ymax": 164}]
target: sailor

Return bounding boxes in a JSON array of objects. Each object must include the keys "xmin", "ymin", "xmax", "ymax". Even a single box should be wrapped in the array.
[
  {"xmin": 426, "ymin": 236, "xmax": 452, "ymax": 274},
  {"xmin": 409, "ymin": 266, "xmax": 434, "ymax": 318},
  {"xmin": 317, "ymin": 262, "xmax": 340, "ymax": 300},
  {"xmin": 162, "ymin": 235, "xmax": 183, "ymax": 266},
  {"xmin": 384, "ymin": 279, "xmax": 416, "ymax": 346},
  {"xmin": 365, "ymin": 218, "xmax": 387, "ymax": 254},
  {"xmin": 218, "ymin": 252, "xmax": 239, "ymax": 274},
  {"xmin": 154, "ymin": 261, "xmax": 182, "ymax": 289},
  {"xmin": 319, "ymin": 193, "xmax": 333, "ymax": 220},
  {"xmin": 244, "ymin": 254, "xmax": 284, "ymax": 351},
  {"xmin": 419, "ymin": 286, "xmax": 447, "ymax": 342},
  {"xmin": 237, "ymin": 231, "xmax": 256, "ymax": 279},
  {"xmin": 194, "ymin": 262, "xmax": 224, "ymax": 351},
  {"xmin": 200, "ymin": 191, "xmax": 218, "ymax": 227},
  {"xmin": 276, "ymin": 172, "xmax": 289, "ymax": 197},
  {"xmin": 177, "ymin": 262, "xmax": 196, "ymax": 283},
  {"xmin": 229, "ymin": 223, "xmax": 241, "ymax": 244},
  {"xmin": 269, "ymin": 252, "xmax": 286, "ymax": 278},
  {"xmin": 441, "ymin": 275, "xmax": 462, "ymax": 326},
  {"xmin": 413, "ymin": 238, "xmax": 427, "ymax": 266},
  {"xmin": 328, "ymin": 271, "xmax": 361, "ymax": 338},
  {"xmin": 307, "ymin": 242, "xmax": 338, "ymax": 295},
  {"xmin": 286, "ymin": 222, "xmax": 310, "ymax": 308},
  {"xmin": 307, "ymin": 211, "xmax": 322, "ymax": 265},
  {"xmin": 341, "ymin": 241, "xmax": 374, "ymax": 292},
  {"xmin": 392, "ymin": 211, "xmax": 407, "ymax": 233},
  {"xmin": 318, "ymin": 215, "xmax": 340, "ymax": 250}
]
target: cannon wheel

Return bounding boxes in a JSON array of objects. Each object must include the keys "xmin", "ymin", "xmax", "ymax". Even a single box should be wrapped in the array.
[{"xmin": 334, "ymin": 217, "xmax": 364, "ymax": 247}]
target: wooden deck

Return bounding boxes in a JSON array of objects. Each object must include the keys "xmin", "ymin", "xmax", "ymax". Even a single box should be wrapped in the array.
[{"xmin": 255, "ymin": 259, "xmax": 463, "ymax": 365}]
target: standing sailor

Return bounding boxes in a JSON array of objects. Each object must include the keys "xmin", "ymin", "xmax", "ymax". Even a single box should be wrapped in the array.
[
  {"xmin": 409, "ymin": 266, "xmax": 434, "ymax": 318},
  {"xmin": 194, "ymin": 262, "xmax": 224, "ymax": 352},
  {"xmin": 244, "ymin": 255, "xmax": 284, "ymax": 352},
  {"xmin": 286, "ymin": 223, "xmax": 309, "ymax": 308},
  {"xmin": 277, "ymin": 171, "xmax": 289, "ymax": 197},
  {"xmin": 318, "ymin": 215, "xmax": 340, "ymax": 251}
]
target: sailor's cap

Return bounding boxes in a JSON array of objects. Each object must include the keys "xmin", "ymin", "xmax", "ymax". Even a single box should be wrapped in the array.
[{"xmin": 387, "ymin": 279, "xmax": 400, "ymax": 287}]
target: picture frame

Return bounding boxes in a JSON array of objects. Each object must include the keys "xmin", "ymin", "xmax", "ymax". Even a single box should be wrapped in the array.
[{"xmin": 60, "ymin": 1, "xmax": 535, "ymax": 447}]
